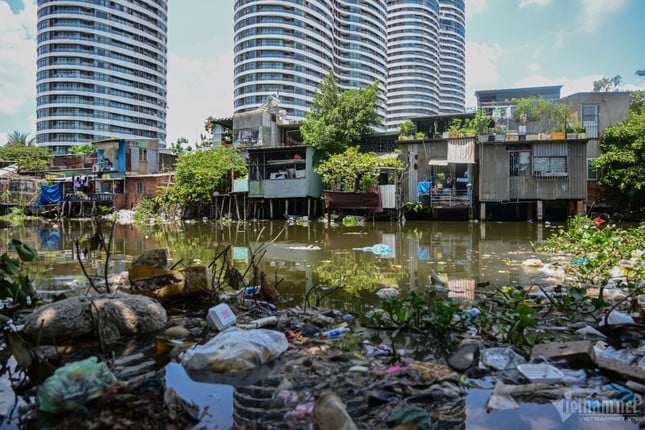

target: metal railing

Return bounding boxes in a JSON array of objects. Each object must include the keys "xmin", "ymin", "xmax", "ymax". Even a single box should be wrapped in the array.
[
  {"xmin": 426, "ymin": 188, "xmax": 472, "ymax": 208},
  {"xmin": 64, "ymin": 193, "xmax": 114, "ymax": 202}
]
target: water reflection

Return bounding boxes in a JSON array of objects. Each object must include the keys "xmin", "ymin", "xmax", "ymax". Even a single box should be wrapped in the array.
[
  {"xmin": 165, "ymin": 363, "xmax": 233, "ymax": 429},
  {"xmin": 466, "ymin": 389, "xmax": 638, "ymax": 430},
  {"xmin": 5, "ymin": 219, "xmax": 560, "ymax": 305}
]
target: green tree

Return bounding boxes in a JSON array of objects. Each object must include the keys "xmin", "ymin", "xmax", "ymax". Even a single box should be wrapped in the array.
[
  {"xmin": 195, "ymin": 133, "xmax": 212, "ymax": 149},
  {"xmin": 636, "ymin": 69, "xmax": 645, "ymax": 77},
  {"xmin": 170, "ymin": 137, "xmax": 190, "ymax": 154},
  {"xmin": 399, "ymin": 120, "xmax": 415, "ymax": 139},
  {"xmin": 300, "ymin": 71, "xmax": 381, "ymax": 162},
  {"xmin": 5, "ymin": 130, "xmax": 35, "ymax": 146},
  {"xmin": 315, "ymin": 146, "xmax": 402, "ymax": 192},
  {"xmin": 69, "ymin": 143, "xmax": 95, "ymax": 154},
  {"xmin": 592, "ymin": 110, "xmax": 645, "ymax": 206},
  {"xmin": 512, "ymin": 97, "xmax": 572, "ymax": 124},
  {"xmin": 630, "ymin": 90, "xmax": 645, "ymax": 114},
  {"xmin": 0, "ymin": 132, "xmax": 49, "ymax": 171},
  {"xmin": 157, "ymin": 146, "xmax": 247, "ymax": 211},
  {"xmin": 592, "ymin": 75, "xmax": 622, "ymax": 92}
]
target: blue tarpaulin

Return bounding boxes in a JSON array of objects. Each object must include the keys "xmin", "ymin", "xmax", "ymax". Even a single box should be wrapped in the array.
[
  {"xmin": 35, "ymin": 183, "xmax": 63, "ymax": 207},
  {"xmin": 416, "ymin": 181, "xmax": 431, "ymax": 202}
]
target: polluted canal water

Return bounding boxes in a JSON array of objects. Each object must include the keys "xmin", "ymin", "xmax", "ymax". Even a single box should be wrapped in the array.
[{"xmin": 0, "ymin": 218, "xmax": 643, "ymax": 429}]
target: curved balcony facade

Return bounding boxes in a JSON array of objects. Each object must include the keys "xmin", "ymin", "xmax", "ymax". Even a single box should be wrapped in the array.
[
  {"xmin": 386, "ymin": 0, "xmax": 441, "ymax": 129},
  {"xmin": 234, "ymin": 0, "xmax": 465, "ymax": 131},
  {"xmin": 234, "ymin": 0, "xmax": 388, "ymax": 125},
  {"xmin": 437, "ymin": 0, "xmax": 466, "ymax": 113},
  {"xmin": 36, "ymin": 0, "xmax": 168, "ymax": 154}
]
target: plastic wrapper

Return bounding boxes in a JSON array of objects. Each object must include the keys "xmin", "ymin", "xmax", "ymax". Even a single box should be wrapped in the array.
[
  {"xmin": 181, "ymin": 327, "xmax": 288, "ymax": 373},
  {"xmin": 37, "ymin": 356, "xmax": 117, "ymax": 414}
]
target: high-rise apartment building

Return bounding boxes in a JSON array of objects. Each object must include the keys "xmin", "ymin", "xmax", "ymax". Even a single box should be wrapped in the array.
[
  {"xmin": 233, "ymin": 0, "xmax": 465, "ymax": 131},
  {"xmin": 437, "ymin": 0, "xmax": 466, "ymax": 113},
  {"xmin": 36, "ymin": 0, "xmax": 168, "ymax": 154}
]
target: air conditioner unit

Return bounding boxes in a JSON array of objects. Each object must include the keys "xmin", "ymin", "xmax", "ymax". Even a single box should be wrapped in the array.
[{"xmin": 92, "ymin": 164, "xmax": 100, "ymax": 172}]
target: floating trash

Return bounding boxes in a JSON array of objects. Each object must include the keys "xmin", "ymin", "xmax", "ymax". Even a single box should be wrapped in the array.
[{"xmin": 352, "ymin": 243, "xmax": 392, "ymax": 256}]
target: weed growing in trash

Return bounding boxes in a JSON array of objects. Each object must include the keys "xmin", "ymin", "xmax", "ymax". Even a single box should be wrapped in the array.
[
  {"xmin": 537, "ymin": 284, "xmax": 609, "ymax": 318},
  {"xmin": 367, "ymin": 290, "xmax": 465, "ymax": 337},
  {"xmin": 487, "ymin": 286, "xmax": 540, "ymax": 352},
  {"xmin": 536, "ymin": 215, "xmax": 645, "ymax": 324}
]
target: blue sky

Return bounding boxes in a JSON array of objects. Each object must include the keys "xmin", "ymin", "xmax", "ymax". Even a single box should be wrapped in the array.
[{"xmin": 1, "ymin": 0, "xmax": 644, "ymax": 146}]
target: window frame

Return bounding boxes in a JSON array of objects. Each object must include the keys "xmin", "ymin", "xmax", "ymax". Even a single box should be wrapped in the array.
[
  {"xmin": 533, "ymin": 155, "xmax": 568, "ymax": 177},
  {"xmin": 587, "ymin": 157, "xmax": 600, "ymax": 181},
  {"xmin": 509, "ymin": 150, "xmax": 532, "ymax": 176}
]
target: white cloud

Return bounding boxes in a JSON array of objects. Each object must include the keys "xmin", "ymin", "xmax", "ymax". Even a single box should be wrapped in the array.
[
  {"xmin": 577, "ymin": 0, "xmax": 629, "ymax": 33},
  {"xmin": 519, "ymin": 0, "xmax": 552, "ymax": 7},
  {"xmin": 0, "ymin": 0, "xmax": 37, "ymax": 115},
  {"xmin": 546, "ymin": 25, "xmax": 566, "ymax": 49},
  {"xmin": 623, "ymin": 82, "xmax": 645, "ymax": 92},
  {"xmin": 465, "ymin": 0, "xmax": 487, "ymax": 19},
  {"xmin": 167, "ymin": 51, "xmax": 234, "ymax": 145},
  {"xmin": 465, "ymin": 41, "xmax": 504, "ymax": 105}
]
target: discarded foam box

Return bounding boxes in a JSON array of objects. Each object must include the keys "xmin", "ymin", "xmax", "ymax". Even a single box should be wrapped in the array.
[
  {"xmin": 207, "ymin": 303, "xmax": 237, "ymax": 331},
  {"xmin": 517, "ymin": 363, "xmax": 563, "ymax": 384}
]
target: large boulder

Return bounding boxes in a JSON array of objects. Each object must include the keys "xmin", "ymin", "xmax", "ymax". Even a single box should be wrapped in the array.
[{"xmin": 22, "ymin": 293, "xmax": 167, "ymax": 343}]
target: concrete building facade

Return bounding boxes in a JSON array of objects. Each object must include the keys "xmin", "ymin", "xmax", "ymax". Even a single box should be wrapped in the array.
[
  {"xmin": 233, "ymin": 0, "xmax": 466, "ymax": 131},
  {"xmin": 36, "ymin": 0, "xmax": 168, "ymax": 154}
]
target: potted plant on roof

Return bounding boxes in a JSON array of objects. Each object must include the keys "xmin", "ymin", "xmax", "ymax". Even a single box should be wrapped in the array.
[
  {"xmin": 549, "ymin": 124, "xmax": 566, "ymax": 140},
  {"xmin": 574, "ymin": 122, "xmax": 586, "ymax": 139},
  {"xmin": 398, "ymin": 120, "xmax": 415, "ymax": 141},
  {"xmin": 493, "ymin": 125, "xmax": 506, "ymax": 142},
  {"xmin": 447, "ymin": 119, "xmax": 462, "ymax": 138},
  {"xmin": 512, "ymin": 97, "xmax": 574, "ymax": 140},
  {"xmin": 468, "ymin": 110, "xmax": 493, "ymax": 142}
]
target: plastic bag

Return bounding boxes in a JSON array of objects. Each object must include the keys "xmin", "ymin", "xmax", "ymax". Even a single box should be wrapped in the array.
[
  {"xmin": 181, "ymin": 327, "xmax": 288, "ymax": 373},
  {"xmin": 480, "ymin": 347, "xmax": 526, "ymax": 370},
  {"xmin": 37, "ymin": 356, "xmax": 117, "ymax": 414}
]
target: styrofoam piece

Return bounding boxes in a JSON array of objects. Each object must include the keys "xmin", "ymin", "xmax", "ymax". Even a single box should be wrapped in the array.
[
  {"xmin": 207, "ymin": 303, "xmax": 237, "ymax": 331},
  {"xmin": 517, "ymin": 363, "xmax": 564, "ymax": 384}
]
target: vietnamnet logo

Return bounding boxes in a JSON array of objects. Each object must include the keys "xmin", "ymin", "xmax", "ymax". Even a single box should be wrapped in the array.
[{"xmin": 551, "ymin": 388, "xmax": 641, "ymax": 423}]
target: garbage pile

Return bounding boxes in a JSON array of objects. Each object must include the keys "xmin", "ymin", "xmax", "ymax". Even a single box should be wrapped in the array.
[
  {"xmin": 5, "ymin": 245, "xmax": 644, "ymax": 429},
  {"xmin": 185, "ymin": 303, "xmax": 468, "ymax": 429}
]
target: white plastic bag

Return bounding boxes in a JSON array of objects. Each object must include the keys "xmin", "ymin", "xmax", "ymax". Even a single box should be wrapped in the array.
[
  {"xmin": 181, "ymin": 327, "xmax": 288, "ymax": 373},
  {"xmin": 480, "ymin": 347, "xmax": 526, "ymax": 370}
]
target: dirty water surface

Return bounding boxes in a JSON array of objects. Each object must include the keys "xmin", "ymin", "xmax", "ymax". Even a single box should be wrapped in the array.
[{"xmin": 0, "ymin": 219, "xmax": 641, "ymax": 429}]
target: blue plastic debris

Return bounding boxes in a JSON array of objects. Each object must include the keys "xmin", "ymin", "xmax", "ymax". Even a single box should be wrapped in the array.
[{"xmin": 352, "ymin": 243, "xmax": 392, "ymax": 256}]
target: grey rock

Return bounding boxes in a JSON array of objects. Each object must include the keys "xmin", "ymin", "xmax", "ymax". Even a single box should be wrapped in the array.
[
  {"xmin": 447, "ymin": 343, "xmax": 480, "ymax": 371},
  {"xmin": 23, "ymin": 293, "xmax": 167, "ymax": 343}
]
